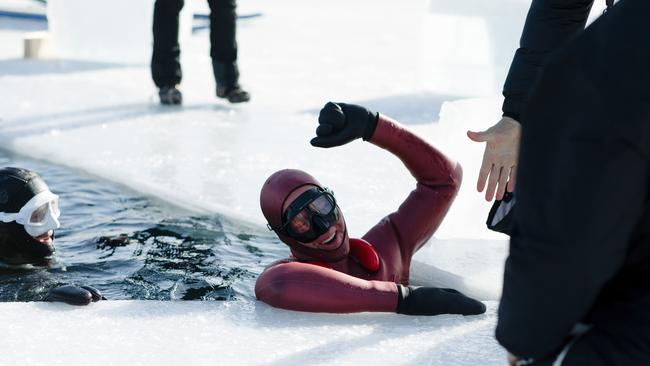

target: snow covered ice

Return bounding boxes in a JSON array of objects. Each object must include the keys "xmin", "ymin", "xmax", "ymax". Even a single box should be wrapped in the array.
[{"xmin": 0, "ymin": 0, "xmax": 608, "ymax": 365}]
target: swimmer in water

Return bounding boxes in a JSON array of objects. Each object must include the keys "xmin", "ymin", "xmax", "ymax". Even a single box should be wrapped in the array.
[
  {"xmin": 0, "ymin": 167, "xmax": 60, "ymax": 264},
  {"xmin": 0, "ymin": 167, "xmax": 104, "ymax": 305},
  {"xmin": 255, "ymin": 102, "xmax": 486, "ymax": 315}
]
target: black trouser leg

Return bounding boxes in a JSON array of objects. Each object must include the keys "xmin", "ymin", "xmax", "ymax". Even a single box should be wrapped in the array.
[
  {"xmin": 152, "ymin": 0, "xmax": 184, "ymax": 88},
  {"xmin": 208, "ymin": 0, "xmax": 239, "ymax": 87},
  {"xmin": 532, "ymin": 326, "xmax": 650, "ymax": 366},
  {"xmin": 560, "ymin": 327, "xmax": 650, "ymax": 366}
]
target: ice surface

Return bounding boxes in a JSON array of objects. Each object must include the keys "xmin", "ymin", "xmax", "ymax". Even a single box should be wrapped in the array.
[
  {"xmin": 0, "ymin": 0, "xmax": 608, "ymax": 364},
  {"xmin": 0, "ymin": 300, "xmax": 503, "ymax": 366}
]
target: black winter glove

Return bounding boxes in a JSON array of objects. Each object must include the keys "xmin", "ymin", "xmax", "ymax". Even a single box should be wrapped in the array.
[
  {"xmin": 396, "ymin": 285, "xmax": 486, "ymax": 316},
  {"xmin": 310, "ymin": 102, "xmax": 379, "ymax": 148},
  {"xmin": 45, "ymin": 285, "xmax": 106, "ymax": 306}
]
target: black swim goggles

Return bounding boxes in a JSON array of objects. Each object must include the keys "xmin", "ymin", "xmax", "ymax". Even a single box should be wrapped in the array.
[{"xmin": 268, "ymin": 187, "xmax": 339, "ymax": 243}]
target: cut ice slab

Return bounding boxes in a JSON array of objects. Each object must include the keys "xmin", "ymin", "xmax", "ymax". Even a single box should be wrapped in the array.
[{"xmin": 0, "ymin": 300, "xmax": 504, "ymax": 366}]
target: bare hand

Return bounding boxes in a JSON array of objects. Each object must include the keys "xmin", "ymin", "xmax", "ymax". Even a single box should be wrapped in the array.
[
  {"xmin": 467, "ymin": 117, "xmax": 521, "ymax": 201},
  {"xmin": 507, "ymin": 352, "xmax": 519, "ymax": 366}
]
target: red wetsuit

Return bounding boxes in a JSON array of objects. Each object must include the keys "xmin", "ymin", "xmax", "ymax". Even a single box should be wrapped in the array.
[{"xmin": 255, "ymin": 115, "xmax": 462, "ymax": 313}]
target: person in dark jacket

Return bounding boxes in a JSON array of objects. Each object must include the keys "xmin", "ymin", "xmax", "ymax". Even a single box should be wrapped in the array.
[
  {"xmin": 495, "ymin": 0, "xmax": 650, "ymax": 365},
  {"xmin": 467, "ymin": 0, "xmax": 610, "ymax": 202},
  {"xmin": 255, "ymin": 102, "xmax": 486, "ymax": 316},
  {"xmin": 152, "ymin": 0, "xmax": 250, "ymax": 105}
]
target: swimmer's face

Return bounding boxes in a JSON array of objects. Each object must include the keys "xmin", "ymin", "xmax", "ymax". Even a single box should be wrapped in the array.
[{"xmin": 282, "ymin": 185, "xmax": 348, "ymax": 251}]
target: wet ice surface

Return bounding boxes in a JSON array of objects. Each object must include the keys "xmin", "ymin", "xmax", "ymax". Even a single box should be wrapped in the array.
[
  {"xmin": 0, "ymin": 150, "xmax": 282, "ymax": 301},
  {"xmin": 0, "ymin": 300, "xmax": 503, "ymax": 366}
]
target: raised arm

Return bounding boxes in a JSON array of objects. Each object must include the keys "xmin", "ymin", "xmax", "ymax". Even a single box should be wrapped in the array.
[
  {"xmin": 311, "ymin": 102, "xmax": 461, "ymax": 261},
  {"xmin": 366, "ymin": 115, "xmax": 461, "ymax": 259}
]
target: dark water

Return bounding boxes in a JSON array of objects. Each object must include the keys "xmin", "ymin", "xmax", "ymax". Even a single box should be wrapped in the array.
[{"xmin": 0, "ymin": 150, "xmax": 286, "ymax": 302}]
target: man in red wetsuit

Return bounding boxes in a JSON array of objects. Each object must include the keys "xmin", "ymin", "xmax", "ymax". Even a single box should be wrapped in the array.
[{"xmin": 255, "ymin": 102, "xmax": 486, "ymax": 315}]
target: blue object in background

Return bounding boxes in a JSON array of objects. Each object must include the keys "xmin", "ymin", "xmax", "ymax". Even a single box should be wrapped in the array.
[{"xmin": 0, "ymin": 7, "xmax": 263, "ymax": 34}]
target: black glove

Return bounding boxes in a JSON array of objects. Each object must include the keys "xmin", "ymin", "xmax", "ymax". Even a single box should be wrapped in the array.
[
  {"xmin": 310, "ymin": 102, "xmax": 379, "ymax": 148},
  {"xmin": 45, "ymin": 285, "xmax": 107, "ymax": 306},
  {"xmin": 396, "ymin": 285, "xmax": 486, "ymax": 316}
]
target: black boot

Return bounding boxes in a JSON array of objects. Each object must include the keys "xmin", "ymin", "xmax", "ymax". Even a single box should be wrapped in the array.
[
  {"xmin": 216, "ymin": 85, "xmax": 250, "ymax": 103},
  {"xmin": 213, "ymin": 61, "xmax": 250, "ymax": 103},
  {"xmin": 159, "ymin": 85, "xmax": 182, "ymax": 105}
]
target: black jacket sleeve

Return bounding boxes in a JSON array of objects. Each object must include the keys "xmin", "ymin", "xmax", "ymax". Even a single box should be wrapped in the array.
[
  {"xmin": 502, "ymin": 0, "xmax": 595, "ymax": 121},
  {"xmin": 496, "ymin": 0, "xmax": 650, "ymax": 359}
]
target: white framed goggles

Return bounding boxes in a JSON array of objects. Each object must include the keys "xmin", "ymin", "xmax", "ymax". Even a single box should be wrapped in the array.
[{"xmin": 0, "ymin": 190, "xmax": 61, "ymax": 237}]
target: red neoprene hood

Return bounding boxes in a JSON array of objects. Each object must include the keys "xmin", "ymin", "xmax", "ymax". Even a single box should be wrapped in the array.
[{"xmin": 260, "ymin": 169, "xmax": 349, "ymax": 261}]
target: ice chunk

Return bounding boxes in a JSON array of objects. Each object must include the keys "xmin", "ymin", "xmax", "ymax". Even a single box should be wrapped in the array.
[{"xmin": 418, "ymin": 0, "xmax": 529, "ymax": 96}]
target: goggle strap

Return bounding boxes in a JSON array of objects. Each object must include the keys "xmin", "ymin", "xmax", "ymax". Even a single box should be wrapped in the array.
[{"xmin": 0, "ymin": 212, "xmax": 19, "ymax": 223}]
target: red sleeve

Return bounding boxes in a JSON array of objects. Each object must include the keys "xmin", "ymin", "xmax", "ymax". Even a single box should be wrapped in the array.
[
  {"xmin": 255, "ymin": 262, "xmax": 399, "ymax": 313},
  {"xmin": 365, "ymin": 115, "xmax": 462, "ymax": 261}
]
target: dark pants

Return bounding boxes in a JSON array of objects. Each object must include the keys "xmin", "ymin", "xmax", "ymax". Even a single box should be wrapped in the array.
[
  {"xmin": 151, "ymin": 0, "xmax": 238, "ymax": 88},
  {"xmin": 532, "ymin": 326, "xmax": 650, "ymax": 366}
]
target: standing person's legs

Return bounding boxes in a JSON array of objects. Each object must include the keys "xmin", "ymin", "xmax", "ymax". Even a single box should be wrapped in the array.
[
  {"xmin": 208, "ymin": 0, "xmax": 250, "ymax": 103},
  {"xmin": 152, "ymin": 0, "xmax": 184, "ymax": 104}
]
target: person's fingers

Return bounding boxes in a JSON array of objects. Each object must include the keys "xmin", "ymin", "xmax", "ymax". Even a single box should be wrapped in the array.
[
  {"xmin": 316, "ymin": 123, "xmax": 333, "ymax": 136},
  {"xmin": 507, "ymin": 353, "xmax": 518, "ymax": 366},
  {"xmin": 507, "ymin": 165, "xmax": 518, "ymax": 192},
  {"xmin": 485, "ymin": 165, "xmax": 500, "ymax": 201},
  {"xmin": 79, "ymin": 285, "xmax": 103, "ymax": 302},
  {"xmin": 318, "ymin": 109, "xmax": 338, "ymax": 126},
  {"xmin": 323, "ymin": 101, "xmax": 338, "ymax": 110},
  {"xmin": 310, "ymin": 136, "xmax": 339, "ymax": 148},
  {"xmin": 467, "ymin": 130, "xmax": 490, "ymax": 142},
  {"xmin": 476, "ymin": 152, "xmax": 492, "ymax": 192},
  {"xmin": 319, "ymin": 102, "xmax": 345, "ymax": 128},
  {"xmin": 495, "ymin": 164, "xmax": 509, "ymax": 201}
]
